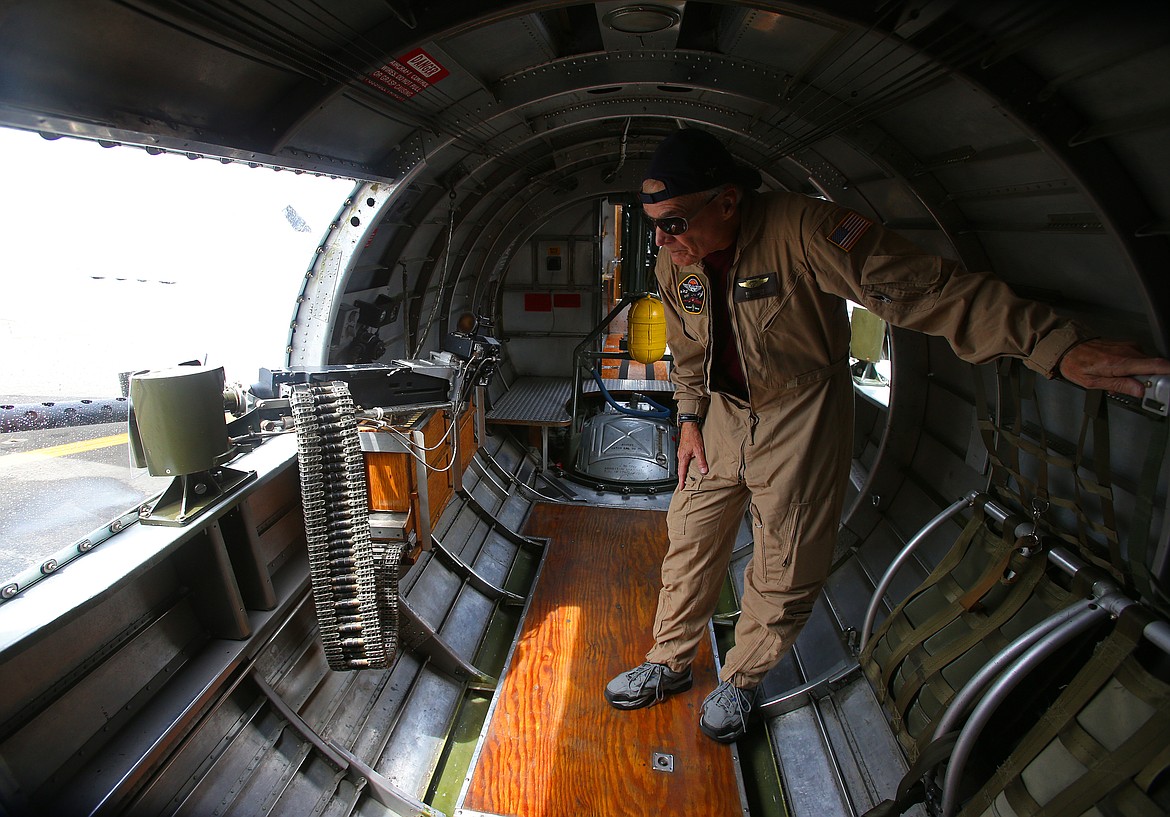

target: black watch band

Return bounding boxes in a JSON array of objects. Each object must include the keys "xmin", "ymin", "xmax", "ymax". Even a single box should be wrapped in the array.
[{"xmin": 676, "ymin": 412, "xmax": 702, "ymax": 427}]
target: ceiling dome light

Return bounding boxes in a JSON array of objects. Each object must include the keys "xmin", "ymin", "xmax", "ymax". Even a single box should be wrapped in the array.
[{"xmin": 603, "ymin": 5, "xmax": 681, "ymax": 34}]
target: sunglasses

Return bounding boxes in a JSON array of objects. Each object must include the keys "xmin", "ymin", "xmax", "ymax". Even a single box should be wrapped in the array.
[{"xmin": 647, "ymin": 189, "xmax": 722, "ymax": 236}]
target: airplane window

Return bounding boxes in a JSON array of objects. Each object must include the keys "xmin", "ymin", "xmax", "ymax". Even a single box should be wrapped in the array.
[
  {"xmin": 847, "ymin": 301, "xmax": 891, "ymax": 406},
  {"xmin": 0, "ymin": 127, "xmax": 355, "ymax": 590}
]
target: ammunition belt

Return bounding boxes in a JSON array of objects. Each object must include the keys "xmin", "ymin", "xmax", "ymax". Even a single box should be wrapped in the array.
[{"xmin": 291, "ymin": 381, "xmax": 401, "ymax": 671}]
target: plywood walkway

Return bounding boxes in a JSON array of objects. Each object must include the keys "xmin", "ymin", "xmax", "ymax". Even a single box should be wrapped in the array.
[{"xmin": 458, "ymin": 504, "xmax": 743, "ymax": 817}]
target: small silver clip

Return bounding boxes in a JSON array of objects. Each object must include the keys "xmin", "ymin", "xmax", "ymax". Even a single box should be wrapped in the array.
[{"xmin": 1018, "ymin": 498, "xmax": 1048, "ymax": 556}]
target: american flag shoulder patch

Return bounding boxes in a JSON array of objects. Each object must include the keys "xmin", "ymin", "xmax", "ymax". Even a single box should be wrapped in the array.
[{"xmin": 826, "ymin": 212, "xmax": 873, "ymax": 252}]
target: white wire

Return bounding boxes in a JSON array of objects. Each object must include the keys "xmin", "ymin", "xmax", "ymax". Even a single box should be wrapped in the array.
[
  {"xmin": 363, "ymin": 411, "xmax": 459, "ymax": 451},
  {"xmin": 361, "ymin": 415, "xmax": 461, "ymax": 473}
]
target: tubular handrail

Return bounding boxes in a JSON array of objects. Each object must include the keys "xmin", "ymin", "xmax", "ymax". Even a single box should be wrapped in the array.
[
  {"xmin": 931, "ymin": 599, "xmax": 1096, "ymax": 742},
  {"xmin": 570, "ymin": 292, "xmax": 644, "ymax": 427},
  {"xmin": 850, "ymin": 489, "xmax": 1170, "ymax": 817},
  {"xmin": 570, "ymin": 290, "xmax": 675, "ymax": 427},
  {"xmin": 859, "ymin": 491, "xmax": 981, "ymax": 653},
  {"xmin": 938, "ymin": 603, "xmax": 1113, "ymax": 817}
]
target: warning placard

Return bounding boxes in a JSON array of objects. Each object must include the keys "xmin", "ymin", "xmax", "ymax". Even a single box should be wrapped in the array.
[{"xmin": 364, "ymin": 47, "xmax": 449, "ymax": 101}]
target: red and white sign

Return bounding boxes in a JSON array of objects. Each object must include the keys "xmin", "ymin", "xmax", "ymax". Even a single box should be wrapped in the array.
[{"xmin": 364, "ymin": 48, "xmax": 449, "ymax": 101}]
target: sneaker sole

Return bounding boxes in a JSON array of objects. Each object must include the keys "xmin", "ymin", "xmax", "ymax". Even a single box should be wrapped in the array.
[
  {"xmin": 604, "ymin": 676, "xmax": 693, "ymax": 710},
  {"xmin": 699, "ymin": 718, "xmax": 745, "ymax": 743}
]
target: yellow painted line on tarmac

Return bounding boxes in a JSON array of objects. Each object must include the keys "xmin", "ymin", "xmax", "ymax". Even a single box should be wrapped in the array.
[{"xmin": 0, "ymin": 432, "xmax": 129, "ymax": 469}]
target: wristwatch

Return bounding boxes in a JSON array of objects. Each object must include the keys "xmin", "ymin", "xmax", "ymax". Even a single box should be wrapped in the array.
[{"xmin": 676, "ymin": 412, "xmax": 702, "ymax": 427}]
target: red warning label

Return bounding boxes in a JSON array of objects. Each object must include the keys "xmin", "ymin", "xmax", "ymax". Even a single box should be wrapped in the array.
[{"xmin": 364, "ymin": 48, "xmax": 449, "ymax": 100}]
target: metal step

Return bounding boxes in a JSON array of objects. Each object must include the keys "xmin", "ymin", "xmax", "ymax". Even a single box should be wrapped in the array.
[{"xmin": 727, "ymin": 509, "xmax": 931, "ymax": 817}]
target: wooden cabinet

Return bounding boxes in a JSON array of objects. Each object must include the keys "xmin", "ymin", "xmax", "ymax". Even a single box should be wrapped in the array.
[{"xmin": 362, "ymin": 399, "xmax": 478, "ymax": 550}]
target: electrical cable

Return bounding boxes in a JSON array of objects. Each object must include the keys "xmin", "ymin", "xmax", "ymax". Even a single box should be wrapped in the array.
[
  {"xmin": 588, "ymin": 368, "xmax": 671, "ymax": 421},
  {"xmin": 362, "ymin": 418, "xmax": 460, "ymax": 473},
  {"xmin": 412, "ymin": 195, "xmax": 457, "ymax": 359},
  {"xmin": 356, "ymin": 349, "xmax": 495, "ymax": 472}
]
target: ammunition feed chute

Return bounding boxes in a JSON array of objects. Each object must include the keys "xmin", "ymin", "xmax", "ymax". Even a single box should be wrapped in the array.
[
  {"xmin": 291, "ymin": 381, "xmax": 401, "ymax": 671},
  {"xmin": 280, "ymin": 329, "xmax": 501, "ymax": 672}
]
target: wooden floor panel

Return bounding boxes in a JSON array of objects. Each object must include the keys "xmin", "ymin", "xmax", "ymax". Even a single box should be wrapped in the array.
[{"xmin": 460, "ymin": 504, "xmax": 743, "ymax": 817}]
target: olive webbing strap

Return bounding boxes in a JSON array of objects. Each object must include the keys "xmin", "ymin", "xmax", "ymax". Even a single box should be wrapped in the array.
[
  {"xmin": 973, "ymin": 361, "xmax": 1128, "ymax": 584},
  {"xmin": 1019, "ymin": 366, "xmax": 1051, "ymax": 514},
  {"xmin": 897, "ymin": 549, "xmax": 1050, "ymax": 759},
  {"xmin": 870, "ymin": 572, "xmax": 967, "ymax": 671},
  {"xmin": 1014, "ymin": 655, "xmax": 1170, "ymax": 817},
  {"xmin": 860, "ymin": 731, "xmax": 961, "ymax": 817},
  {"xmin": 870, "ymin": 519, "xmax": 1024, "ymax": 749},
  {"xmin": 1108, "ymin": 783, "xmax": 1170, "ymax": 817},
  {"xmin": 1136, "ymin": 742, "xmax": 1170, "ymax": 794},
  {"xmin": 862, "ymin": 510, "xmax": 997, "ymax": 700},
  {"xmin": 1128, "ymin": 414, "xmax": 1169, "ymax": 610},
  {"xmin": 956, "ymin": 544, "xmax": 1022, "ymax": 613},
  {"xmin": 1074, "ymin": 389, "xmax": 1126, "ymax": 583},
  {"xmin": 860, "ymin": 508, "xmax": 988, "ymax": 675},
  {"xmin": 973, "ymin": 361, "xmax": 1035, "ymax": 504},
  {"xmin": 957, "ymin": 613, "xmax": 1147, "ymax": 817}
]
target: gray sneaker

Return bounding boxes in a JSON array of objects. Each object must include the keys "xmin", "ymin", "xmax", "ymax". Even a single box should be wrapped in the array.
[
  {"xmin": 699, "ymin": 680, "xmax": 756, "ymax": 742},
  {"xmin": 604, "ymin": 662, "xmax": 693, "ymax": 709}
]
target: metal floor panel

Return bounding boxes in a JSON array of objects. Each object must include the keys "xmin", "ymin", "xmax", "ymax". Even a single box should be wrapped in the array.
[
  {"xmin": 270, "ymin": 753, "xmax": 347, "ymax": 816},
  {"xmin": 794, "ymin": 597, "xmax": 852, "ymax": 679},
  {"xmin": 856, "ymin": 520, "xmax": 932, "ymax": 613},
  {"xmin": 581, "ymin": 377, "xmax": 675, "ymax": 393},
  {"xmin": 460, "ymin": 518, "xmax": 496, "ymax": 566},
  {"xmin": 436, "ymin": 483, "xmax": 474, "ymax": 532},
  {"xmin": 467, "ymin": 470, "xmax": 502, "ymax": 507},
  {"xmin": 770, "ymin": 706, "xmax": 853, "ymax": 817},
  {"xmin": 818, "ymin": 693, "xmax": 877, "ymax": 813},
  {"xmin": 761, "ymin": 649, "xmax": 805, "ymax": 696},
  {"xmin": 440, "ymin": 505, "xmax": 489, "ymax": 560},
  {"xmin": 834, "ymin": 680, "xmax": 926, "ymax": 817},
  {"xmin": 274, "ymin": 638, "xmax": 334, "ymax": 711},
  {"xmin": 177, "ymin": 704, "xmax": 287, "ymax": 817},
  {"xmin": 485, "ymin": 377, "xmax": 573, "ymax": 424},
  {"xmin": 768, "ymin": 679, "xmax": 926, "ymax": 817},
  {"xmin": 405, "ymin": 554, "xmax": 465, "ymax": 628},
  {"xmin": 231, "ymin": 725, "xmax": 315, "ymax": 816},
  {"xmin": 328, "ymin": 664, "xmax": 404, "ymax": 745},
  {"xmin": 348, "ymin": 653, "xmax": 425, "ymax": 762},
  {"xmin": 440, "ymin": 583, "xmax": 497, "ymax": 658},
  {"xmin": 498, "ymin": 490, "xmax": 531, "ymax": 530},
  {"xmin": 475, "ymin": 533, "xmax": 521, "ymax": 586},
  {"xmin": 322, "ymin": 778, "xmax": 362, "ymax": 817},
  {"xmin": 729, "ymin": 500, "xmax": 928, "ymax": 817},
  {"xmin": 377, "ymin": 666, "xmax": 464, "ymax": 796},
  {"xmin": 143, "ymin": 690, "xmax": 267, "ymax": 816},
  {"xmin": 438, "ymin": 504, "xmax": 488, "ymax": 558},
  {"xmin": 484, "ymin": 433, "xmax": 522, "ymax": 473},
  {"xmin": 824, "ymin": 557, "xmax": 876, "ymax": 633}
]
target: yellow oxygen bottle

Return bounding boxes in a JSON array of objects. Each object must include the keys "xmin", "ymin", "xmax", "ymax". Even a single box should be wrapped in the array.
[{"xmin": 627, "ymin": 294, "xmax": 667, "ymax": 364}]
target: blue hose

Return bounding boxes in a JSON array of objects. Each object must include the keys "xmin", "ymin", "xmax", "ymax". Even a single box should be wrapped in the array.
[{"xmin": 589, "ymin": 368, "xmax": 672, "ymax": 420}]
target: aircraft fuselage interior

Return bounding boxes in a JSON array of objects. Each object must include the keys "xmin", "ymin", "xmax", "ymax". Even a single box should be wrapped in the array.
[{"xmin": 1, "ymin": 2, "xmax": 1169, "ymax": 816}]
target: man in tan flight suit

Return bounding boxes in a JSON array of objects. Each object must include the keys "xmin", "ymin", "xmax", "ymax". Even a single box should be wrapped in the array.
[{"xmin": 603, "ymin": 128, "xmax": 1170, "ymax": 743}]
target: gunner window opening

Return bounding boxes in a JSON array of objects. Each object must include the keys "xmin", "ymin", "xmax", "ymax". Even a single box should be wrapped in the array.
[{"xmin": 0, "ymin": 126, "xmax": 353, "ymax": 589}]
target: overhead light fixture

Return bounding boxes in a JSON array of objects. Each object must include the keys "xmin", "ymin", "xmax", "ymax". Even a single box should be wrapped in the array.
[{"xmin": 603, "ymin": 5, "xmax": 681, "ymax": 34}]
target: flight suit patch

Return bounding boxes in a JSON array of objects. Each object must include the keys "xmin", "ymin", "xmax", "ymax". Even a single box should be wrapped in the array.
[
  {"xmin": 734, "ymin": 272, "xmax": 779, "ymax": 302},
  {"xmin": 678, "ymin": 274, "xmax": 706, "ymax": 314},
  {"xmin": 826, "ymin": 212, "xmax": 872, "ymax": 252}
]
